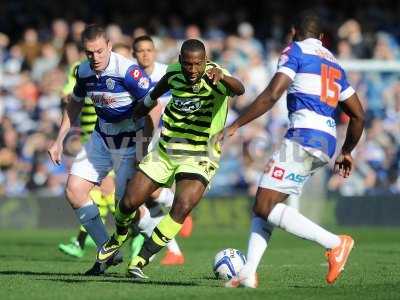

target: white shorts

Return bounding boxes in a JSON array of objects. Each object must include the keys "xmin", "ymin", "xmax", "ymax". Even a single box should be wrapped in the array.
[
  {"xmin": 70, "ymin": 130, "xmax": 136, "ymax": 201},
  {"xmin": 258, "ymin": 139, "xmax": 327, "ymax": 196}
]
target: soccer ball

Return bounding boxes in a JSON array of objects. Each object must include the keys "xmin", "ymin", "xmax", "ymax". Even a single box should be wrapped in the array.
[{"xmin": 213, "ymin": 248, "xmax": 246, "ymax": 280}]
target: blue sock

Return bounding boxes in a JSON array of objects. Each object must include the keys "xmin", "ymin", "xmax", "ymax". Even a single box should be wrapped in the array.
[{"xmin": 75, "ymin": 203, "xmax": 109, "ymax": 249}]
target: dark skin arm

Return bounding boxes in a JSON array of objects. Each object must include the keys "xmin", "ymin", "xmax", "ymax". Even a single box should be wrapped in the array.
[
  {"xmin": 132, "ymin": 74, "xmax": 170, "ymax": 119},
  {"xmin": 334, "ymin": 93, "xmax": 365, "ymax": 178},
  {"xmin": 222, "ymin": 72, "xmax": 292, "ymax": 137},
  {"xmin": 206, "ymin": 67, "xmax": 245, "ymax": 96}
]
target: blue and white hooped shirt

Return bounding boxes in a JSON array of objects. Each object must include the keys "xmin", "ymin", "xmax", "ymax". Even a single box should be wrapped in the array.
[
  {"xmin": 72, "ymin": 52, "xmax": 152, "ymax": 148},
  {"xmin": 277, "ymin": 38, "xmax": 355, "ymax": 160}
]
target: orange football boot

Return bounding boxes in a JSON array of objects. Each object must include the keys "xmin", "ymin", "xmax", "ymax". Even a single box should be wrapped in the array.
[
  {"xmin": 160, "ymin": 250, "xmax": 185, "ymax": 265},
  {"xmin": 325, "ymin": 235, "xmax": 354, "ymax": 284},
  {"xmin": 179, "ymin": 215, "xmax": 193, "ymax": 238}
]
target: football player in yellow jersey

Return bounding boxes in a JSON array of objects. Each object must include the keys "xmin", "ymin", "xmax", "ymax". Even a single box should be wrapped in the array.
[
  {"xmin": 130, "ymin": 35, "xmax": 188, "ymax": 266},
  {"xmin": 96, "ymin": 39, "xmax": 245, "ymax": 278}
]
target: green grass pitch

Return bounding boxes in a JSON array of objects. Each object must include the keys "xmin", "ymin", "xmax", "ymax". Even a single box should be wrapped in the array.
[{"xmin": 0, "ymin": 227, "xmax": 399, "ymax": 300}]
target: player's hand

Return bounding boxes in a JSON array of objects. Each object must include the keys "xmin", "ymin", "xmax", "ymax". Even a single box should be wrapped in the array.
[
  {"xmin": 215, "ymin": 123, "xmax": 239, "ymax": 143},
  {"xmin": 206, "ymin": 67, "xmax": 224, "ymax": 85},
  {"xmin": 334, "ymin": 152, "xmax": 353, "ymax": 178},
  {"xmin": 48, "ymin": 141, "xmax": 63, "ymax": 165}
]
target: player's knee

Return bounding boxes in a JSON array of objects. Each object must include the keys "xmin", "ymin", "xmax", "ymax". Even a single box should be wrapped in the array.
[
  {"xmin": 122, "ymin": 187, "xmax": 140, "ymax": 211},
  {"xmin": 65, "ymin": 186, "xmax": 86, "ymax": 209},
  {"xmin": 253, "ymin": 199, "xmax": 272, "ymax": 219},
  {"xmin": 65, "ymin": 178, "xmax": 92, "ymax": 208}
]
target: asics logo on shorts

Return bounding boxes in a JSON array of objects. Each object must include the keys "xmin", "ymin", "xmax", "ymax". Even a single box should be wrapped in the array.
[{"xmin": 285, "ymin": 173, "xmax": 308, "ymax": 184}]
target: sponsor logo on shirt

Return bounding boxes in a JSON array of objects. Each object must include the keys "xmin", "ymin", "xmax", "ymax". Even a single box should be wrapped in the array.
[
  {"xmin": 172, "ymin": 97, "xmax": 201, "ymax": 113},
  {"xmin": 90, "ymin": 94, "xmax": 116, "ymax": 106},
  {"xmin": 326, "ymin": 119, "xmax": 336, "ymax": 128}
]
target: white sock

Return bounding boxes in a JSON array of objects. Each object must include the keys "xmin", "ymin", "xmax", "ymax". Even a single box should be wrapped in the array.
[
  {"xmin": 240, "ymin": 216, "xmax": 274, "ymax": 277},
  {"xmin": 156, "ymin": 188, "xmax": 174, "ymax": 207},
  {"xmin": 268, "ymin": 203, "xmax": 340, "ymax": 249},
  {"xmin": 141, "ymin": 212, "xmax": 165, "ymax": 237},
  {"xmin": 138, "ymin": 207, "xmax": 154, "ymax": 237},
  {"xmin": 166, "ymin": 238, "xmax": 182, "ymax": 255},
  {"xmin": 287, "ymin": 194, "xmax": 300, "ymax": 211}
]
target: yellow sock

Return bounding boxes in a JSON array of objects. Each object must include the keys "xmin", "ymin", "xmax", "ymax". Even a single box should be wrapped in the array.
[
  {"xmin": 103, "ymin": 193, "xmax": 116, "ymax": 214},
  {"xmin": 151, "ymin": 214, "xmax": 182, "ymax": 247},
  {"xmin": 89, "ymin": 188, "xmax": 103, "ymax": 205},
  {"xmin": 98, "ymin": 205, "xmax": 108, "ymax": 220},
  {"xmin": 129, "ymin": 255, "xmax": 147, "ymax": 268}
]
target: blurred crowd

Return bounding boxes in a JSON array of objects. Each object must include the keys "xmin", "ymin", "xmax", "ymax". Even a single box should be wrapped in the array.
[{"xmin": 1, "ymin": 5, "xmax": 400, "ymax": 198}]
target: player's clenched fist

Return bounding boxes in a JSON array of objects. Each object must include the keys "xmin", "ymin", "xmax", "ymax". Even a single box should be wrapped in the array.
[{"xmin": 206, "ymin": 67, "xmax": 224, "ymax": 85}]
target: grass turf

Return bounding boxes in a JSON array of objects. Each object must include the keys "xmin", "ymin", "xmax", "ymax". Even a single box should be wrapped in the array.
[{"xmin": 0, "ymin": 227, "xmax": 399, "ymax": 300}]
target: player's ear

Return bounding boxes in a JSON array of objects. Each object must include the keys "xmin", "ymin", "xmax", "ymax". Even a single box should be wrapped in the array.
[
  {"xmin": 319, "ymin": 33, "xmax": 324, "ymax": 41},
  {"xmin": 107, "ymin": 40, "xmax": 112, "ymax": 51}
]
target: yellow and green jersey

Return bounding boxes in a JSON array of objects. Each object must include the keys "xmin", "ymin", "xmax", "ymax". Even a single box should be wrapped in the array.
[
  {"xmin": 62, "ymin": 61, "xmax": 97, "ymax": 143},
  {"xmin": 158, "ymin": 61, "xmax": 233, "ymax": 161}
]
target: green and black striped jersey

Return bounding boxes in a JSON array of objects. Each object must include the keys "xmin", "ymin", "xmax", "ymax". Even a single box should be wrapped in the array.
[
  {"xmin": 159, "ymin": 61, "xmax": 233, "ymax": 160},
  {"xmin": 62, "ymin": 61, "xmax": 97, "ymax": 143}
]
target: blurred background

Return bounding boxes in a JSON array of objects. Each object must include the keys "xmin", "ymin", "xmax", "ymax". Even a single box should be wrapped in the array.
[{"xmin": 1, "ymin": 0, "xmax": 400, "ymax": 229}]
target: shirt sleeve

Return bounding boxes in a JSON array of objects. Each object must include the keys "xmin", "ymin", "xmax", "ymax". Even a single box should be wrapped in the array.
[
  {"xmin": 276, "ymin": 43, "xmax": 302, "ymax": 80},
  {"xmin": 220, "ymin": 67, "xmax": 235, "ymax": 97},
  {"xmin": 338, "ymin": 68, "xmax": 355, "ymax": 101},
  {"xmin": 62, "ymin": 63, "xmax": 78, "ymax": 96},
  {"xmin": 124, "ymin": 65, "xmax": 152, "ymax": 100},
  {"xmin": 71, "ymin": 65, "xmax": 86, "ymax": 102}
]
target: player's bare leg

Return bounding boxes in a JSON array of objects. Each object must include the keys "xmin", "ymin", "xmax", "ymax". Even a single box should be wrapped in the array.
[
  {"xmin": 130, "ymin": 188, "xmax": 185, "ymax": 265},
  {"xmin": 64, "ymin": 175, "xmax": 123, "ymax": 276},
  {"xmin": 96, "ymin": 171, "xmax": 159, "ymax": 263},
  {"xmin": 227, "ymin": 187, "xmax": 353, "ymax": 287},
  {"xmin": 128, "ymin": 178, "xmax": 206, "ymax": 278}
]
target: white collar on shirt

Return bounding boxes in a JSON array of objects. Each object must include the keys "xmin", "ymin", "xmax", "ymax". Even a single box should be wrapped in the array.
[{"xmin": 302, "ymin": 38, "xmax": 323, "ymax": 46}]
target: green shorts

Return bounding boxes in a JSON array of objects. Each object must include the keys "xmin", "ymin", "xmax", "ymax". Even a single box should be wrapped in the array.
[{"xmin": 138, "ymin": 148, "xmax": 219, "ymax": 187}]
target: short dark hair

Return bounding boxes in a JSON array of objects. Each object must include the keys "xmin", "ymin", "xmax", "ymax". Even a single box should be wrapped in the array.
[
  {"xmin": 132, "ymin": 35, "xmax": 154, "ymax": 51},
  {"xmin": 180, "ymin": 39, "xmax": 205, "ymax": 55},
  {"xmin": 81, "ymin": 24, "xmax": 108, "ymax": 43},
  {"xmin": 293, "ymin": 10, "xmax": 322, "ymax": 38}
]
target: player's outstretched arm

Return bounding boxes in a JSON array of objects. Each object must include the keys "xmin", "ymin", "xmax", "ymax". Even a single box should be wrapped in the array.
[
  {"xmin": 48, "ymin": 97, "xmax": 83, "ymax": 165},
  {"xmin": 226, "ymin": 72, "xmax": 292, "ymax": 137},
  {"xmin": 334, "ymin": 93, "xmax": 365, "ymax": 178},
  {"xmin": 133, "ymin": 74, "xmax": 170, "ymax": 119}
]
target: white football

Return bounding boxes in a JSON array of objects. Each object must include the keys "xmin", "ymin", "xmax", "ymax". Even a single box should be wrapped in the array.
[{"xmin": 213, "ymin": 248, "xmax": 246, "ymax": 280}]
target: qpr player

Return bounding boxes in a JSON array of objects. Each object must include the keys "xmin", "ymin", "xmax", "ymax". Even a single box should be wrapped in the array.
[
  {"xmin": 48, "ymin": 24, "xmax": 152, "ymax": 275},
  {"xmin": 221, "ymin": 11, "xmax": 365, "ymax": 288}
]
